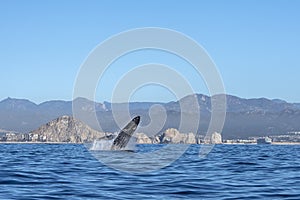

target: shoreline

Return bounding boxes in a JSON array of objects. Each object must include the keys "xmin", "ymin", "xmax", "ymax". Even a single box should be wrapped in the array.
[
  {"xmin": 1, "ymin": 141, "xmax": 300, "ymax": 145},
  {"xmin": 0, "ymin": 141, "xmax": 79, "ymax": 144},
  {"xmin": 271, "ymin": 142, "xmax": 300, "ymax": 145},
  {"xmin": 222, "ymin": 142, "xmax": 300, "ymax": 145}
]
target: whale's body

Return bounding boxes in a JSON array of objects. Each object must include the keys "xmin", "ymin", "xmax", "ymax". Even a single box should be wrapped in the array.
[{"xmin": 111, "ymin": 116, "xmax": 140, "ymax": 150}]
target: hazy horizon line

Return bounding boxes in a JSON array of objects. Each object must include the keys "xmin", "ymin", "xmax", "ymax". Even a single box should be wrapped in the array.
[{"xmin": 0, "ymin": 93, "xmax": 298, "ymax": 105}]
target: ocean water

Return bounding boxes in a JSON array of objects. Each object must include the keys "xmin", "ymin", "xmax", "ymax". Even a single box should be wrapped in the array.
[{"xmin": 0, "ymin": 144, "xmax": 299, "ymax": 200}]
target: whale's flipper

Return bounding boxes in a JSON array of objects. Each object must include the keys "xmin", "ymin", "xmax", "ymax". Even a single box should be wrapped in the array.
[{"xmin": 111, "ymin": 116, "xmax": 140, "ymax": 150}]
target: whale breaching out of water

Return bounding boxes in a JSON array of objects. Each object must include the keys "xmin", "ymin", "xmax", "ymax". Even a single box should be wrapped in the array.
[{"xmin": 111, "ymin": 116, "xmax": 140, "ymax": 150}]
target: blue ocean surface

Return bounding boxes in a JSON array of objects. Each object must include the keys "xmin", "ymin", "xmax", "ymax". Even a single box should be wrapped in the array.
[{"xmin": 0, "ymin": 144, "xmax": 299, "ymax": 199}]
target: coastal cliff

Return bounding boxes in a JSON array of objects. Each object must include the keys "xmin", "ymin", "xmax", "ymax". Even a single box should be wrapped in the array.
[
  {"xmin": 2, "ymin": 115, "xmax": 222, "ymax": 144},
  {"xmin": 158, "ymin": 128, "xmax": 196, "ymax": 144},
  {"xmin": 135, "ymin": 129, "xmax": 222, "ymax": 144},
  {"xmin": 30, "ymin": 116, "xmax": 106, "ymax": 143}
]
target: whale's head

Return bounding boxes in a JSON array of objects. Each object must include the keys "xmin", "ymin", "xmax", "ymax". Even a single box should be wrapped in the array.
[{"xmin": 132, "ymin": 116, "xmax": 140, "ymax": 125}]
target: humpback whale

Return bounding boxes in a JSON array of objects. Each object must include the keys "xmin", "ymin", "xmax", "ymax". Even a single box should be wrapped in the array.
[{"xmin": 111, "ymin": 116, "xmax": 140, "ymax": 150}]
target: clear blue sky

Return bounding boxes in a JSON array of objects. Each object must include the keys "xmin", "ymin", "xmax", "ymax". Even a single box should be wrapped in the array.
[{"xmin": 0, "ymin": 0, "xmax": 299, "ymax": 103}]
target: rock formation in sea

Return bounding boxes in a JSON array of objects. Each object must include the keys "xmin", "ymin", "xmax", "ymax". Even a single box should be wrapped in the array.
[
  {"xmin": 21, "ymin": 115, "xmax": 222, "ymax": 144},
  {"xmin": 157, "ymin": 128, "xmax": 197, "ymax": 144},
  {"xmin": 134, "ymin": 133, "xmax": 152, "ymax": 144},
  {"xmin": 210, "ymin": 132, "xmax": 222, "ymax": 144},
  {"xmin": 30, "ymin": 115, "xmax": 106, "ymax": 143}
]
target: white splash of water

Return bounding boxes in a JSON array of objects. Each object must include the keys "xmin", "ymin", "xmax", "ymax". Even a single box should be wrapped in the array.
[
  {"xmin": 90, "ymin": 140, "xmax": 114, "ymax": 151},
  {"xmin": 89, "ymin": 137, "xmax": 136, "ymax": 151}
]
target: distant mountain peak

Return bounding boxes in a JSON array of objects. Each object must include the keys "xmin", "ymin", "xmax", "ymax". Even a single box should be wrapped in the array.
[
  {"xmin": 272, "ymin": 99, "xmax": 287, "ymax": 104},
  {"xmin": 0, "ymin": 97, "xmax": 37, "ymax": 110},
  {"xmin": 1, "ymin": 97, "xmax": 36, "ymax": 104},
  {"xmin": 1, "ymin": 94, "xmax": 300, "ymax": 139}
]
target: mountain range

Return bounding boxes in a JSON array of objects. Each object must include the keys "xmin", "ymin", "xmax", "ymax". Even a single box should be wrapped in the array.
[{"xmin": 1, "ymin": 94, "xmax": 300, "ymax": 139}]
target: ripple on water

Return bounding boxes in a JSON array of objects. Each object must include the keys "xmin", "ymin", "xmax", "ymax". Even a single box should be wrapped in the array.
[{"xmin": 0, "ymin": 144, "xmax": 300, "ymax": 199}]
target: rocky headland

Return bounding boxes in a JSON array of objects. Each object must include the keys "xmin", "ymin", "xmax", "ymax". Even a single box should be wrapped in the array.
[
  {"xmin": 135, "ymin": 129, "xmax": 222, "ymax": 144},
  {"xmin": 29, "ymin": 116, "xmax": 108, "ymax": 143},
  {"xmin": 0, "ymin": 115, "xmax": 222, "ymax": 144}
]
